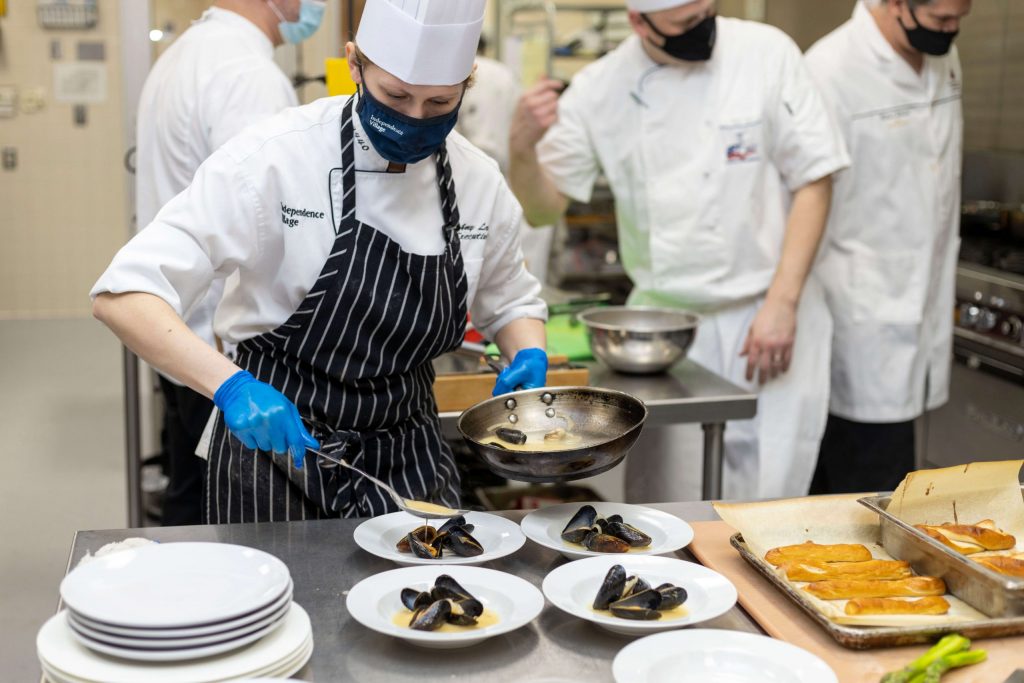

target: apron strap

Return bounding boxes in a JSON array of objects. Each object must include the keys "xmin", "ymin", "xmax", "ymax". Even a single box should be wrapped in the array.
[
  {"xmin": 435, "ymin": 145, "xmax": 460, "ymax": 233},
  {"xmin": 340, "ymin": 97, "xmax": 357, "ymax": 222}
]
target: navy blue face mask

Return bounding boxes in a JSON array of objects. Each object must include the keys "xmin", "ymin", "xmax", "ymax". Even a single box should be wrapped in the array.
[{"xmin": 356, "ymin": 73, "xmax": 463, "ymax": 165}]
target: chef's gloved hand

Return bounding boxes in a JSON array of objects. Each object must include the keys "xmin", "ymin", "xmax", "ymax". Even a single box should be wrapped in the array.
[
  {"xmin": 214, "ymin": 370, "xmax": 319, "ymax": 468},
  {"xmin": 492, "ymin": 348, "xmax": 548, "ymax": 396}
]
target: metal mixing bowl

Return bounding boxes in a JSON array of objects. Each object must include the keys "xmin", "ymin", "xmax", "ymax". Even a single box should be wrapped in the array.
[
  {"xmin": 458, "ymin": 386, "xmax": 648, "ymax": 483},
  {"xmin": 578, "ymin": 306, "xmax": 700, "ymax": 374}
]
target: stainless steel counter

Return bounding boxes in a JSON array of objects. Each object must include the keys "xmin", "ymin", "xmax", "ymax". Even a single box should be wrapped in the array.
[
  {"xmin": 440, "ymin": 361, "xmax": 758, "ymax": 499},
  {"xmin": 62, "ymin": 503, "xmax": 761, "ymax": 682}
]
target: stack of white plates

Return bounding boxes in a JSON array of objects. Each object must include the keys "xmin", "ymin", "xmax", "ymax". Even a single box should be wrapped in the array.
[{"xmin": 39, "ymin": 543, "xmax": 313, "ymax": 682}]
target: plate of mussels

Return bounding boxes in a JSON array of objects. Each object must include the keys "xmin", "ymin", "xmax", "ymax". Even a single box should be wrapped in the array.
[
  {"xmin": 542, "ymin": 556, "xmax": 738, "ymax": 636},
  {"xmin": 345, "ymin": 566, "xmax": 544, "ymax": 648},
  {"xmin": 521, "ymin": 503, "xmax": 694, "ymax": 560},
  {"xmin": 353, "ymin": 511, "xmax": 526, "ymax": 566}
]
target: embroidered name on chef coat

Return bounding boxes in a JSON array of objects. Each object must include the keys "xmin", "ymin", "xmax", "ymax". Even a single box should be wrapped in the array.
[
  {"xmin": 280, "ymin": 202, "xmax": 326, "ymax": 228},
  {"xmin": 725, "ymin": 131, "xmax": 759, "ymax": 163},
  {"xmin": 457, "ymin": 222, "xmax": 490, "ymax": 240}
]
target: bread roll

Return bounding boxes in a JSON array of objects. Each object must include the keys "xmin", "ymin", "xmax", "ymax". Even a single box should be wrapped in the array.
[
  {"xmin": 783, "ymin": 559, "xmax": 912, "ymax": 582},
  {"xmin": 915, "ymin": 524, "xmax": 983, "ymax": 554},
  {"xmin": 764, "ymin": 542, "xmax": 872, "ymax": 566},
  {"xmin": 916, "ymin": 520, "xmax": 1016, "ymax": 552},
  {"xmin": 975, "ymin": 555, "xmax": 1024, "ymax": 579},
  {"xmin": 844, "ymin": 596, "xmax": 950, "ymax": 616},
  {"xmin": 804, "ymin": 576, "xmax": 946, "ymax": 600}
]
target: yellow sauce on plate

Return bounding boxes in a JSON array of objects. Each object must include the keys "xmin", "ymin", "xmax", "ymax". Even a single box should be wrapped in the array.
[
  {"xmin": 562, "ymin": 540, "xmax": 653, "ymax": 553},
  {"xmin": 591, "ymin": 604, "xmax": 689, "ymax": 620},
  {"xmin": 392, "ymin": 608, "xmax": 500, "ymax": 632}
]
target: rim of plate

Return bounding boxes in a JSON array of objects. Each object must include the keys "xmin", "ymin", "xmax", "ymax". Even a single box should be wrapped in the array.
[
  {"xmin": 67, "ymin": 581, "xmax": 293, "ymax": 638},
  {"xmin": 60, "ymin": 543, "xmax": 292, "ymax": 628},
  {"xmin": 611, "ymin": 629, "xmax": 838, "ymax": 683},
  {"xmin": 345, "ymin": 565, "xmax": 544, "ymax": 644},
  {"xmin": 353, "ymin": 511, "xmax": 526, "ymax": 565},
  {"xmin": 542, "ymin": 555, "xmax": 738, "ymax": 633},
  {"xmin": 37, "ymin": 604, "xmax": 312, "ymax": 683},
  {"xmin": 66, "ymin": 609, "xmax": 289, "ymax": 662},
  {"xmin": 521, "ymin": 502, "xmax": 695, "ymax": 558}
]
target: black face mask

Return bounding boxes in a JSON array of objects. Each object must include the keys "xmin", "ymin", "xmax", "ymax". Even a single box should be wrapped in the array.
[
  {"xmin": 899, "ymin": 4, "xmax": 957, "ymax": 56},
  {"xmin": 642, "ymin": 13, "xmax": 717, "ymax": 62}
]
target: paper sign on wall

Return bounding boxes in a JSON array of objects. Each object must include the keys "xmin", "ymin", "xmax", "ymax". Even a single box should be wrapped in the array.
[{"xmin": 53, "ymin": 63, "xmax": 106, "ymax": 103}]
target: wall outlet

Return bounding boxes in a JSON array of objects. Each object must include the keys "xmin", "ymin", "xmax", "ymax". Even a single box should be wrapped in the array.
[
  {"xmin": 2, "ymin": 147, "xmax": 17, "ymax": 171},
  {"xmin": 0, "ymin": 85, "xmax": 16, "ymax": 118}
]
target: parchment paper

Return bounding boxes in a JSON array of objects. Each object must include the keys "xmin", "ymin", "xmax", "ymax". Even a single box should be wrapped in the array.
[
  {"xmin": 888, "ymin": 460, "xmax": 1024, "ymax": 553},
  {"xmin": 714, "ymin": 495, "xmax": 988, "ymax": 627}
]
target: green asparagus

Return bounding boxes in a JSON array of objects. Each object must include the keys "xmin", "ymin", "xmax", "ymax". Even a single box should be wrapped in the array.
[{"xmin": 879, "ymin": 634, "xmax": 971, "ymax": 683}]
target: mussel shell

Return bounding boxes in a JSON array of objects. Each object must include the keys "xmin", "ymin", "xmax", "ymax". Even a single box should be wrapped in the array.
[
  {"xmin": 409, "ymin": 533, "xmax": 443, "ymax": 559},
  {"xmin": 437, "ymin": 516, "xmax": 467, "ymax": 535},
  {"xmin": 496, "ymin": 427, "xmax": 528, "ymax": 445},
  {"xmin": 396, "ymin": 525, "xmax": 437, "ymax": 553},
  {"xmin": 583, "ymin": 530, "xmax": 630, "ymax": 554},
  {"xmin": 609, "ymin": 588, "xmax": 663, "ymax": 620},
  {"xmin": 655, "ymin": 583, "xmax": 688, "ymax": 610},
  {"xmin": 400, "ymin": 588, "xmax": 433, "ymax": 611},
  {"xmin": 431, "ymin": 574, "xmax": 476, "ymax": 602},
  {"xmin": 449, "ymin": 597, "xmax": 484, "ymax": 619},
  {"xmin": 446, "ymin": 613, "xmax": 479, "ymax": 626},
  {"xmin": 409, "ymin": 599, "xmax": 451, "ymax": 631},
  {"xmin": 560, "ymin": 504, "xmax": 598, "ymax": 544},
  {"xmin": 443, "ymin": 526, "xmax": 484, "ymax": 557},
  {"xmin": 606, "ymin": 521, "xmax": 653, "ymax": 548},
  {"xmin": 592, "ymin": 563, "xmax": 627, "ymax": 610},
  {"xmin": 621, "ymin": 575, "xmax": 651, "ymax": 598},
  {"xmin": 606, "ymin": 514, "xmax": 623, "ymax": 524}
]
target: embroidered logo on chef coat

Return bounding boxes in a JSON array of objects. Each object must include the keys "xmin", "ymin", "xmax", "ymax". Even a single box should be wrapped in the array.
[
  {"xmin": 457, "ymin": 222, "xmax": 490, "ymax": 240},
  {"xmin": 725, "ymin": 132, "xmax": 758, "ymax": 163},
  {"xmin": 280, "ymin": 202, "xmax": 326, "ymax": 228}
]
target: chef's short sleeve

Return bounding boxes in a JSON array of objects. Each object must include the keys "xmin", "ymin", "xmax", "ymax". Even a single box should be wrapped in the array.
[
  {"xmin": 90, "ymin": 150, "xmax": 264, "ymax": 319},
  {"xmin": 768, "ymin": 36, "xmax": 850, "ymax": 191},
  {"xmin": 536, "ymin": 84, "xmax": 601, "ymax": 204}
]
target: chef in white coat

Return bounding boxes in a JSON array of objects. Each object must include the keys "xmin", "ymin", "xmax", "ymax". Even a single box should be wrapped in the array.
[
  {"xmin": 510, "ymin": 0, "xmax": 849, "ymax": 500},
  {"xmin": 135, "ymin": 0, "xmax": 322, "ymax": 526},
  {"xmin": 805, "ymin": 0, "xmax": 971, "ymax": 493},
  {"xmin": 93, "ymin": 0, "xmax": 548, "ymax": 523}
]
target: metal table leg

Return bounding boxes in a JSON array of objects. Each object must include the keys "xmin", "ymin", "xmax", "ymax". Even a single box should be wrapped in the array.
[
  {"xmin": 123, "ymin": 346, "xmax": 143, "ymax": 528},
  {"xmin": 701, "ymin": 422, "xmax": 725, "ymax": 500}
]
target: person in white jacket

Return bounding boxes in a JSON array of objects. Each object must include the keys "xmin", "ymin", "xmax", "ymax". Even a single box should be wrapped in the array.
[
  {"xmin": 93, "ymin": 0, "xmax": 548, "ymax": 524},
  {"xmin": 134, "ymin": 0, "xmax": 325, "ymax": 525},
  {"xmin": 805, "ymin": 0, "xmax": 971, "ymax": 494},
  {"xmin": 509, "ymin": 0, "xmax": 849, "ymax": 501}
]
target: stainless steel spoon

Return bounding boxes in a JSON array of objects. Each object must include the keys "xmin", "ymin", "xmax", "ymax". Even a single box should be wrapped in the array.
[{"xmin": 307, "ymin": 447, "xmax": 470, "ymax": 520}]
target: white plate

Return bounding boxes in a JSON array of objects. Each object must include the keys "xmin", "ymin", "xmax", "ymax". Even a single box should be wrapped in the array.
[
  {"xmin": 346, "ymin": 565, "xmax": 543, "ymax": 648},
  {"xmin": 612, "ymin": 629, "xmax": 838, "ymax": 683},
  {"xmin": 353, "ymin": 511, "xmax": 525, "ymax": 566},
  {"xmin": 67, "ymin": 581, "xmax": 292, "ymax": 639},
  {"xmin": 38, "ymin": 603, "xmax": 311, "ymax": 683},
  {"xmin": 542, "ymin": 555, "xmax": 738, "ymax": 636},
  {"xmin": 66, "ymin": 598, "xmax": 289, "ymax": 650},
  {"xmin": 521, "ymin": 502, "xmax": 694, "ymax": 560},
  {"xmin": 66, "ymin": 608, "xmax": 288, "ymax": 662},
  {"xmin": 60, "ymin": 543, "xmax": 292, "ymax": 628}
]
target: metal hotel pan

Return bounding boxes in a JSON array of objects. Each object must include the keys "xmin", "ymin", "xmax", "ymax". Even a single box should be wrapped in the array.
[
  {"xmin": 858, "ymin": 491, "xmax": 1024, "ymax": 618},
  {"xmin": 731, "ymin": 533, "xmax": 1024, "ymax": 649},
  {"xmin": 458, "ymin": 386, "xmax": 647, "ymax": 483}
]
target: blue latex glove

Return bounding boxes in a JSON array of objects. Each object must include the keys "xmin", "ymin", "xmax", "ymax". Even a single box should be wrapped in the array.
[
  {"xmin": 214, "ymin": 371, "xmax": 319, "ymax": 468},
  {"xmin": 492, "ymin": 348, "xmax": 549, "ymax": 396}
]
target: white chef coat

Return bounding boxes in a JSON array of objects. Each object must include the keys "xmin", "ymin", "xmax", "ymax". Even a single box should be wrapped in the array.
[
  {"xmin": 538, "ymin": 20, "xmax": 849, "ymax": 311},
  {"xmin": 537, "ymin": 19, "xmax": 849, "ymax": 500},
  {"xmin": 806, "ymin": 2, "xmax": 962, "ymax": 423},
  {"xmin": 135, "ymin": 7, "xmax": 298, "ymax": 360},
  {"xmin": 457, "ymin": 56, "xmax": 554, "ymax": 284},
  {"xmin": 92, "ymin": 94, "xmax": 546, "ymax": 355}
]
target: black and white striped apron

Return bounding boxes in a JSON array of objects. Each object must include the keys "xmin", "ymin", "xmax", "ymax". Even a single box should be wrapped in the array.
[{"xmin": 204, "ymin": 97, "xmax": 468, "ymax": 523}]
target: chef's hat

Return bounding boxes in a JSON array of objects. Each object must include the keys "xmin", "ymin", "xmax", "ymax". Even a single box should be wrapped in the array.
[
  {"xmin": 356, "ymin": 0, "xmax": 486, "ymax": 86},
  {"xmin": 626, "ymin": 0, "xmax": 699, "ymax": 12}
]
